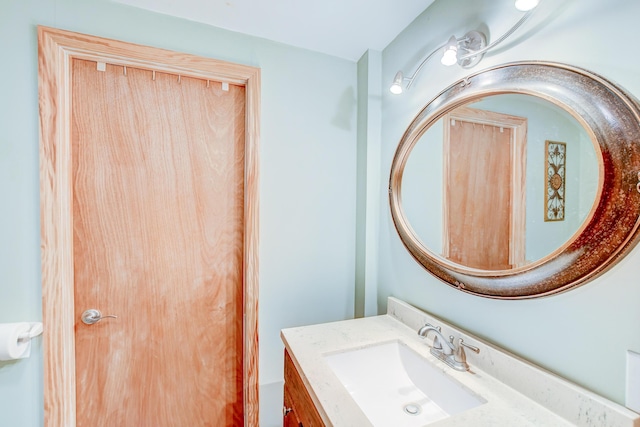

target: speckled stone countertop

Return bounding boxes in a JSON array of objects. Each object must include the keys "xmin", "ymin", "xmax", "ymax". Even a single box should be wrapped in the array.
[{"xmin": 281, "ymin": 297, "xmax": 640, "ymax": 427}]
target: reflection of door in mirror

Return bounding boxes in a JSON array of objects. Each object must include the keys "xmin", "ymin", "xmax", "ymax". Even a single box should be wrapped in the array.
[{"xmin": 443, "ymin": 107, "xmax": 527, "ymax": 270}]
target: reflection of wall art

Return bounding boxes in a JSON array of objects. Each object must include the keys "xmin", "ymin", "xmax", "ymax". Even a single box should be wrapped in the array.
[{"xmin": 545, "ymin": 140, "xmax": 566, "ymax": 221}]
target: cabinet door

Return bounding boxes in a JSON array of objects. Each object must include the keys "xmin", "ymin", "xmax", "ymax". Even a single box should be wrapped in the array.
[
  {"xmin": 283, "ymin": 387, "xmax": 302, "ymax": 427},
  {"xmin": 283, "ymin": 350, "xmax": 325, "ymax": 426}
]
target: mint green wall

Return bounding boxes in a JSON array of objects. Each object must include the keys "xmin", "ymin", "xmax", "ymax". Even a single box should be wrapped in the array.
[
  {"xmin": 0, "ymin": 1, "xmax": 357, "ymax": 425},
  {"xmin": 355, "ymin": 50, "xmax": 382, "ymax": 319},
  {"xmin": 380, "ymin": 0, "xmax": 640, "ymax": 405}
]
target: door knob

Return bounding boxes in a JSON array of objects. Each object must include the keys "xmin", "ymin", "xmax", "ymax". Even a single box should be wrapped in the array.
[{"xmin": 81, "ymin": 309, "xmax": 117, "ymax": 325}]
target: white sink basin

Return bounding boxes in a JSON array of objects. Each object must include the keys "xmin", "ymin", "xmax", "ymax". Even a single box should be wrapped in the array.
[{"xmin": 325, "ymin": 341, "xmax": 486, "ymax": 426}]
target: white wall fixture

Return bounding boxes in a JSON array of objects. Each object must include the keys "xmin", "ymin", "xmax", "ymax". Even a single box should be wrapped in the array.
[
  {"xmin": 626, "ymin": 350, "xmax": 640, "ymax": 413},
  {"xmin": 389, "ymin": 1, "xmax": 541, "ymax": 94}
]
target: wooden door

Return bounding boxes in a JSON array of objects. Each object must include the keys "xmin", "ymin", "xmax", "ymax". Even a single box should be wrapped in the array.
[
  {"xmin": 443, "ymin": 107, "xmax": 527, "ymax": 270},
  {"xmin": 38, "ymin": 27, "xmax": 260, "ymax": 427},
  {"xmin": 71, "ymin": 59, "xmax": 244, "ymax": 425}
]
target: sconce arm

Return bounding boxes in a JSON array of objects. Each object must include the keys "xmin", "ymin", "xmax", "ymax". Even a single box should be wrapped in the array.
[
  {"xmin": 458, "ymin": 9, "xmax": 536, "ymax": 61},
  {"xmin": 405, "ymin": 41, "xmax": 448, "ymax": 90}
]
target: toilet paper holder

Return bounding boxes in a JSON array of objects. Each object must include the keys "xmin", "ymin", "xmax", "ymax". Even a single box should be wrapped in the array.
[{"xmin": 16, "ymin": 323, "xmax": 43, "ymax": 343}]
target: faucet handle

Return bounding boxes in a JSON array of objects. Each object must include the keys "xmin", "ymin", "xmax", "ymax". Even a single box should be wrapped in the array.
[
  {"xmin": 451, "ymin": 337, "xmax": 480, "ymax": 367},
  {"xmin": 459, "ymin": 338, "xmax": 480, "ymax": 354}
]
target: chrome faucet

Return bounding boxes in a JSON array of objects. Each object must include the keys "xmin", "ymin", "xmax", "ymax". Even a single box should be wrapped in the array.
[
  {"xmin": 417, "ymin": 323, "xmax": 480, "ymax": 371},
  {"xmin": 417, "ymin": 323, "xmax": 454, "ymax": 355}
]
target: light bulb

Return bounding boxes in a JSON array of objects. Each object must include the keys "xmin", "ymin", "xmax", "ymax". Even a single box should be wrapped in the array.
[
  {"xmin": 515, "ymin": 0, "xmax": 539, "ymax": 11},
  {"xmin": 441, "ymin": 48, "xmax": 458, "ymax": 66},
  {"xmin": 390, "ymin": 71, "xmax": 404, "ymax": 94},
  {"xmin": 441, "ymin": 36, "xmax": 459, "ymax": 66}
]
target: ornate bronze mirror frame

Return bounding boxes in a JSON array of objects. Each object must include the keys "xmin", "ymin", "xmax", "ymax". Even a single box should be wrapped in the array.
[{"xmin": 389, "ymin": 61, "xmax": 640, "ymax": 298}]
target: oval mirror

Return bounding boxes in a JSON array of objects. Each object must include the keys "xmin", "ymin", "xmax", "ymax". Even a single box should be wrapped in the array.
[{"xmin": 389, "ymin": 62, "xmax": 640, "ymax": 298}]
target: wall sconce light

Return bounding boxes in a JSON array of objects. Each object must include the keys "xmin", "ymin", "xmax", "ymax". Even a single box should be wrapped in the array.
[
  {"xmin": 390, "ymin": 0, "xmax": 541, "ymax": 94},
  {"xmin": 441, "ymin": 36, "xmax": 459, "ymax": 66}
]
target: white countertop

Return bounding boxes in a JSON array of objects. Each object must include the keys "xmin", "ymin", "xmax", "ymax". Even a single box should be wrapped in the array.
[{"xmin": 281, "ymin": 297, "xmax": 640, "ymax": 427}]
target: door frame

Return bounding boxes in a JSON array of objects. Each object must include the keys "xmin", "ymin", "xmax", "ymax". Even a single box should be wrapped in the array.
[
  {"xmin": 38, "ymin": 26, "xmax": 260, "ymax": 426},
  {"xmin": 442, "ymin": 106, "xmax": 527, "ymax": 268}
]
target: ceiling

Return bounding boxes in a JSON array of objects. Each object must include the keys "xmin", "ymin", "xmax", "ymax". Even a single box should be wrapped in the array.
[{"xmin": 112, "ymin": 0, "xmax": 436, "ymax": 60}]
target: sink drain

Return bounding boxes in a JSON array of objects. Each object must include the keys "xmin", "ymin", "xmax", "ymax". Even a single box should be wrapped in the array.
[{"xmin": 403, "ymin": 403, "xmax": 422, "ymax": 416}]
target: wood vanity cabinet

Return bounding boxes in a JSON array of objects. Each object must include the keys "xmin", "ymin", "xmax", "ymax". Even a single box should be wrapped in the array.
[{"xmin": 283, "ymin": 350, "xmax": 325, "ymax": 427}]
